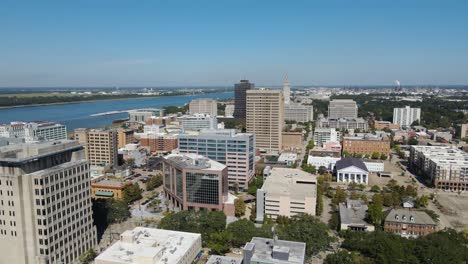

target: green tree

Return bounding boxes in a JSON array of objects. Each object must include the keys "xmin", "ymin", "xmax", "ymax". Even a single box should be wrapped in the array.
[
  {"xmin": 208, "ymin": 231, "xmax": 232, "ymax": 255},
  {"xmin": 125, "ymin": 158, "xmax": 135, "ymax": 167},
  {"xmin": 226, "ymin": 219, "xmax": 258, "ymax": 247},
  {"xmin": 416, "ymin": 195, "xmax": 429, "ymax": 208},
  {"xmin": 234, "ymin": 198, "xmax": 246, "ymax": 217},
  {"xmin": 301, "ymin": 164, "xmax": 317, "ymax": 174},
  {"xmin": 249, "ymin": 203, "xmax": 257, "ymax": 222},
  {"xmin": 146, "ymin": 174, "xmax": 163, "ymax": 191},
  {"xmin": 368, "ymin": 195, "xmax": 384, "ymax": 228},
  {"xmin": 277, "ymin": 214, "xmax": 334, "ymax": 257},
  {"xmin": 318, "ymin": 166, "xmax": 328, "ymax": 175},
  {"xmin": 408, "ymin": 137, "xmax": 419, "ymax": 145},
  {"xmin": 106, "ymin": 199, "xmax": 131, "ymax": 223},
  {"xmin": 380, "ymin": 153, "xmax": 388, "ymax": 160},
  {"xmin": 79, "ymin": 249, "xmax": 97, "ymax": 264},
  {"xmin": 370, "ymin": 185, "xmax": 381, "ymax": 193},
  {"xmin": 371, "ymin": 152, "xmax": 381, "ymax": 160},
  {"xmin": 332, "ymin": 187, "xmax": 347, "ymax": 205},
  {"xmin": 123, "ymin": 183, "xmax": 142, "ymax": 204}
]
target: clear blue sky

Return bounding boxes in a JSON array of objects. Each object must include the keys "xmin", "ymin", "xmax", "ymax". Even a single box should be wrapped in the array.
[{"xmin": 1, "ymin": 0, "xmax": 467, "ymax": 87}]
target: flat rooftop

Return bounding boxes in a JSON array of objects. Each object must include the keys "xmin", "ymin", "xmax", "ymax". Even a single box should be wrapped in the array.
[
  {"xmin": 262, "ymin": 168, "xmax": 316, "ymax": 200},
  {"xmin": 95, "ymin": 227, "xmax": 201, "ymax": 264},
  {"xmin": 0, "ymin": 140, "xmax": 82, "ymax": 162},
  {"xmin": 206, "ymin": 255, "xmax": 243, "ymax": 264},
  {"xmin": 247, "ymin": 237, "xmax": 306, "ymax": 264},
  {"xmin": 92, "ymin": 179, "xmax": 125, "ymax": 187},
  {"xmin": 165, "ymin": 153, "xmax": 226, "ymax": 171}
]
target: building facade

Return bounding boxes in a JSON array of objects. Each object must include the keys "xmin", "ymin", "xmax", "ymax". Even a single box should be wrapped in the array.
[
  {"xmin": 117, "ymin": 129, "xmax": 135, "ymax": 148},
  {"xmin": 178, "ymin": 129, "xmax": 255, "ymax": 190},
  {"xmin": 335, "ymin": 158, "xmax": 369, "ymax": 184},
  {"xmin": 74, "ymin": 128, "xmax": 118, "ymax": 167},
  {"xmin": 91, "ymin": 179, "xmax": 126, "ymax": 199},
  {"xmin": 95, "ymin": 227, "xmax": 202, "ymax": 264},
  {"xmin": 409, "ymin": 146, "xmax": 468, "ymax": 192},
  {"xmin": 0, "ymin": 141, "xmax": 97, "ymax": 264},
  {"xmin": 128, "ymin": 108, "xmax": 164, "ymax": 124},
  {"xmin": 256, "ymin": 168, "xmax": 317, "ymax": 223},
  {"xmin": 178, "ymin": 114, "xmax": 218, "ymax": 132},
  {"xmin": 316, "ymin": 116, "xmax": 368, "ymax": 130},
  {"xmin": 162, "ymin": 154, "xmax": 234, "ymax": 215},
  {"xmin": 284, "ymin": 104, "xmax": 313, "ymax": 123},
  {"xmin": 373, "ymin": 121, "xmax": 400, "ymax": 130},
  {"xmin": 328, "ymin": 99, "xmax": 358, "ymax": 119},
  {"xmin": 313, "ymin": 128, "xmax": 341, "ymax": 146},
  {"xmin": 139, "ymin": 133, "xmax": 178, "ymax": 153},
  {"xmin": 233, "ymin": 80, "xmax": 254, "ymax": 119},
  {"xmin": 384, "ymin": 209, "xmax": 436, "ymax": 238},
  {"xmin": 0, "ymin": 121, "xmax": 67, "ymax": 142},
  {"xmin": 246, "ymin": 89, "xmax": 284, "ymax": 153},
  {"xmin": 393, "ymin": 106, "xmax": 421, "ymax": 128},
  {"xmin": 342, "ymin": 134, "xmax": 390, "ymax": 157},
  {"xmin": 224, "ymin": 104, "xmax": 235, "ymax": 117},
  {"xmin": 189, "ymin": 98, "xmax": 218, "ymax": 116}
]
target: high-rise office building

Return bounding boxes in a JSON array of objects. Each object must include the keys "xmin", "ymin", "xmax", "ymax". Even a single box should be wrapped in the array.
[
  {"xmin": 233, "ymin": 80, "xmax": 254, "ymax": 119},
  {"xmin": 189, "ymin": 98, "xmax": 218, "ymax": 116},
  {"xmin": 246, "ymin": 89, "xmax": 284, "ymax": 153},
  {"xmin": 283, "ymin": 75, "xmax": 291, "ymax": 105},
  {"xmin": 393, "ymin": 106, "xmax": 421, "ymax": 128},
  {"xmin": 117, "ymin": 129, "xmax": 135, "ymax": 148},
  {"xmin": 74, "ymin": 128, "xmax": 118, "ymax": 167},
  {"xmin": 0, "ymin": 140, "xmax": 97, "ymax": 264},
  {"xmin": 178, "ymin": 129, "xmax": 255, "ymax": 190},
  {"xmin": 328, "ymin": 99, "xmax": 358, "ymax": 119}
]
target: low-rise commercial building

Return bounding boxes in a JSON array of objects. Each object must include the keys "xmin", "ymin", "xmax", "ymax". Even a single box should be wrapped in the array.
[
  {"xmin": 339, "ymin": 199, "xmax": 374, "ymax": 231},
  {"xmin": 373, "ymin": 121, "xmax": 400, "ymax": 130},
  {"xmin": 91, "ymin": 179, "xmax": 126, "ymax": 199},
  {"xmin": 178, "ymin": 129, "xmax": 255, "ymax": 190},
  {"xmin": 95, "ymin": 227, "xmax": 202, "ymax": 264},
  {"xmin": 243, "ymin": 237, "xmax": 306, "ymax": 264},
  {"xmin": 308, "ymin": 156, "xmax": 340, "ymax": 170},
  {"xmin": 256, "ymin": 168, "xmax": 317, "ymax": 223},
  {"xmin": 162, "ymin": 153, "xmax": 234, "ymax": 215},
  {"xmin": 335, "ymin": 158, "xmax": 369, "ymax": 184},
  {"xmin": 384, "ymin": 209, "xmax": 436, "ymax": 238},
  {"xmin": 342, "ymin": 134, "xmax": 390, "ymax": 157}
]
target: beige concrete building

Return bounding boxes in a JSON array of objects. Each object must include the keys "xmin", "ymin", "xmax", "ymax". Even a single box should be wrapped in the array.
[
  {"xmin": 74, "ymin": 128, "xmax": 118, "ymax": 167},
  {"xmin": 458, "ymin": 123, "xmax": 468, "ymax": 139},
  {"xmin": 256, "ymin": 168, "xmax": 317, "ymax": 223},
  {"xmin": 117, "ymin": 129, "xmax": 135, "ymax": 148},
  {"xmin": 373, "ymin": 121, "xmax": 400, "ymax": 130},
  {"xmin": 189, "ymin": 98, "xmax": 218, "ymax": 116},
  {"xmin": 95, "ymin": 227, "xmax": 202, "ymax": 264},
  {"xmin": 328, "ymin": 99, "xmax": 358, "ymax": 119},
  {"xmin": 246, "ymin": 89, "xmax": 284, "ymax": 153},
  {"xmin": 0, "ymin": 140, "xmax": 97, "ymax": 264},
  {"xmin": 282, "ymin": 132, "xmax": 303, "ymax": 152}
]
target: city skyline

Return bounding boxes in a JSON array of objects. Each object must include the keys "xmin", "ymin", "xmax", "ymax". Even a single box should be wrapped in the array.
[{"xmin": 1, "ymin": 0, "xmax": 468, "ymax": 87}]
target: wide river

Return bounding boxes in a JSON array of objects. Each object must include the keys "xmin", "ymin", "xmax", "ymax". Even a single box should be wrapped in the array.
[{"xmin": 0, "ymin": 92, "xmax": 233, "ymax": 130}]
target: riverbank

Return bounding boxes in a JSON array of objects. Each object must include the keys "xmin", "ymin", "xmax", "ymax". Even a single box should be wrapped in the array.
[{"xmin": 0, "ymin": 91, "xmax": 232, "ymax": 109}]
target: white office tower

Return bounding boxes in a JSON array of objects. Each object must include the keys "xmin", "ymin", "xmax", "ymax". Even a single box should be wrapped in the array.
[
  {"xmin": 283, "ymin": 74, "xmax": 291, "ymax": 105},
  {"xmin": 328, "ymin": 99, "xmax": 358, "ymax": 119},
  {"xmin": 0, "ymin": 140, "xmax": 97, "ymax": 264},
  {"xmin": 393, "ymin": 106, "xmax": 421, "ymax": 128}
]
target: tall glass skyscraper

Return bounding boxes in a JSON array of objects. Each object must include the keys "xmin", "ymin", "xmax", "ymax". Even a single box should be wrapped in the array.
[{"xmin": 233, "ymin": 80, "xmax": 254, "ymax": 119}]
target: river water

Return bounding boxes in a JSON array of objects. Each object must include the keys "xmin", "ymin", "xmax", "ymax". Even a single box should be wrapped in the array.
[{"xmin": 0, "ymin": 92, "xmax": 233, "ymax": 130}]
